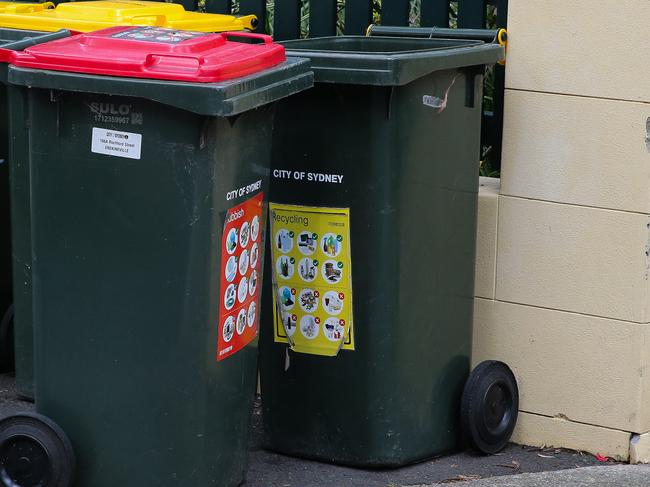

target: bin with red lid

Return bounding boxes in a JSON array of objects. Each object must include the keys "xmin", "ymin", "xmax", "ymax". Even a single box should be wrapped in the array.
[{"xmin": 0, "ymin": 27, "xmax": 312, "ymax": 487}]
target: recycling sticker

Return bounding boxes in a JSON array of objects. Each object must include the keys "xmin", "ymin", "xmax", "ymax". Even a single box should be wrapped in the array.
[{"xmin": 270, "ymin": 203, "xmax": 354, "ymax": 356}]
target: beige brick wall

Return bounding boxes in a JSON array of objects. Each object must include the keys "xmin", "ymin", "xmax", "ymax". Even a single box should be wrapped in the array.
[
  {"xmin": 471, "ymin": 0, "xmax": 650, "ymax": 462},
  {"xmin": 501, "ymin": 90, "xmax": 650, "ymax": 214},
  {"xmin": 505, "ymin": 0, "xmax": 650, "ymax": 102},
  {"xmin": 473, "ymin": 299, "xmax": 650, "ymax": 434}
]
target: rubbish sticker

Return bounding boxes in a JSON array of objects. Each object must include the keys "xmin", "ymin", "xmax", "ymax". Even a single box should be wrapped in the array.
[
  {"xmin": 217, "ymin": 192, "xmax": 264, "ymax": 361},
  {"xmin": 270, "ymin": 203, "xmax": 354, "ymax": 356},
  {"xmin": 91, "ymin": 127, "xmax": 142, "ymax": 160}
]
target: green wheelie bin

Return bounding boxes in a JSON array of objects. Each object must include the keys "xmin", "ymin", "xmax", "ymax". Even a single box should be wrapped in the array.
[
  {"xmin": 0, "ymin": 27, "xmax": 312, "ymax": 487},
  {"xmin": 0, "ymin": 27, "xmax": 70, "ymax": 375},
  {"xmin": 259, "ymin": 35, "xmax": 518, "ymax": 466},
  {"xmin": 2, "ymin": 0, "xmax": 261, "ymax": 401}
]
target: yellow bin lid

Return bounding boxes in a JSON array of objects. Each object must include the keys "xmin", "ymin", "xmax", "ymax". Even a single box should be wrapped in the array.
[{"xmin": 0, "ymin": 0, "xmax": 257, "ymax": 33}]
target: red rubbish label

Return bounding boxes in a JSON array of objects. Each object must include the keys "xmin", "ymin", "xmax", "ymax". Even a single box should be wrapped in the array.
[{"xmin": 217, "ymin": 192, "xmax": 264, "ymax": 361}]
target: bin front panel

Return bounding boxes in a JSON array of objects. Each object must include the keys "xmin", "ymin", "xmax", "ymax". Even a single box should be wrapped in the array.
[
  {"xmin": 28, "ymin": 87, "xmax": 272, "ymax": 486},
  {"xmin": 260, "ymin": 68, "xmax": 482, "ymax": 466}
]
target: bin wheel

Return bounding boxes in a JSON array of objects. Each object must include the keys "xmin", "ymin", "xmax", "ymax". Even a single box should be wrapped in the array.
[
  {"xmin": 460, "ymin": 360, "xmax": 519, "ymax": 455},
  {"xmin": 0, "ymin": 413, "xmax": 75, "ymax": 487},
  {"xmin": 0, "ymin": 305, "xmax": 14, "ymax": 371}
]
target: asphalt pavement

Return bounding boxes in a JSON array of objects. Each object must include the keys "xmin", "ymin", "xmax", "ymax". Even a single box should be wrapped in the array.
[
  {"xmin": 0, "ymin": 373, "xmax": 631, "ymax": 486},
  {"xmin": 417, "ymin": 465, "xmax": 650, "ymax": 486}
]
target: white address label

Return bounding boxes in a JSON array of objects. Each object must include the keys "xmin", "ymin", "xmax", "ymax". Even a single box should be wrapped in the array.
[{"xmin": 91, "ymin": 127, "xmax": 142, "ymax": 160}]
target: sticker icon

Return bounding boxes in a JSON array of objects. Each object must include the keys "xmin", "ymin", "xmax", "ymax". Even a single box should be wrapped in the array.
[
  {"xmin": 236, "ymin": 308, "xmax": 247, "ymax": 335},
  {"xmin": 224, "ymin": 284, "xmax": 236, "ymax": 310},
  {"xmin": 321, "ymin": 233, "xmax": 341, "ymax": 258},
  {"xmin": 225, "ymin": 255, "xmax": 237, "ymax": 282},
  {"xmin": 321, "ymin": 259, "xmax": 343, "ymax": 284},
  {"xmin": 222, "ymin": 316, "xmax": 235, "ymax": 343},
  {"xmin": 276, "ymin": 229, "xmax": 293, "ymax": 253},
  {"xmin": 250, "ymin": 243, "xmax": 259, "ymax": 269},
  {"xmin": 322, "ymin": 290, "xmax": 344, "ymax": 315},
  {"xmin": 278, "ymin": 286, "xmax": 295, "ymax": 310},
  {"xmin": 249, "ymin": 270, "xmax": 258, "ymax": 296},
  {"xmin": 238, "ymin": 277, "xmax": 248, "ymax": 303},
  {"xmin": 239, "ymin": 221, "xmax": 250, "ymax": 248},
  {"xmin": 300, "ymin": 315, "xmax": 319, "ymax": 340},
  {"xmin": 226, "ymin": 228, "xmax": 238, "ymax": 255},
  {"xmin": 251, "ymin": 215, "xmax": 260, "ymax": 242},
  {"xmin": 299, "ymin": 288, "xmax": 319, "ymax": 313},
  {"xmin": 298, "ymin": 258, "xmax": 317, "ymax": 282},
  {"xmin": 297, "ymin": 231, "xmax": 317, "ymax": 255},
  {"xmin": 276, "ymin": 256, "xmax": 294, "ymax": 280},
  {"xmin": 324, "ymin": 317, "xmax": 345, "ymax": 342},
  {"xmin": 239, "ymin": 249, "xmax": 250, "ymax": 276},
  {"xmin": 281, "ymin": 311, "xmax": 298, "ymax": 337},
  {"xmin": 247, "ymin": 301, "xmax": 257, "ymax": 328}
]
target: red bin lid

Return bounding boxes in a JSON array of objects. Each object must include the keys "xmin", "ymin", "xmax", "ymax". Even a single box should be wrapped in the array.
[{"xmin": 2, "ymin": 26, "xmax": 286, "ymax": 83}]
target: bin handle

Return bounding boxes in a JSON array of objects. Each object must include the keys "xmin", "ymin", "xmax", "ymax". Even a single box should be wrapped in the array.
[
  {"xmin": 6, "ymin": 1, "xmax": 55, "ymax": 12},
  {"xmin": 127, "ymin": 14, "xmax": 168, "ymax": 26},
  {"xmin": 221, "ymin": 31, "xmax": 273, "ymax": 45},
  {"xmin": 0, "ymin": 48, "xmax": 16, "ymax": 63},
  {"xmin": 143, "ymin": 53, "xmax": 204, "ymax": 74},
  {"xmin": 235, "ymin": 14, "xmax": 259, "ymax": 31}
]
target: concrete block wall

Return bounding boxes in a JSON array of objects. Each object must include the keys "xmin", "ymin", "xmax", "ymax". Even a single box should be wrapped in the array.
[{"xmin": 472, "ymin": 0, "xmax": 650, "ymax": 462}]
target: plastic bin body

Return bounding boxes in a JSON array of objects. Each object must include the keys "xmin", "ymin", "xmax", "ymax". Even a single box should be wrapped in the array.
[
  {"xmin": 0, "ymin": 27, "xmax": 70, "ymax": 375},
  {"xmin": 259, "ymin": 36, "xmax": 503, "ymax": 467},
  {"xmin": 6, "ymin": 28, "xmax": 312, "ymax": 486}
]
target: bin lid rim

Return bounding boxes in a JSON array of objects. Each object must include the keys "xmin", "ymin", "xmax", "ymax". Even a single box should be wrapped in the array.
[
  {"xmin": 279, "ymin": 38, "xmax": 503, "ymax": 85},
  {"xmin": 7, "ymin": 57, "xmax": 314, "ymax": 116},
  {"xmin": 281, "ymin": 35, "xmax": 487, "ymax": 56}
]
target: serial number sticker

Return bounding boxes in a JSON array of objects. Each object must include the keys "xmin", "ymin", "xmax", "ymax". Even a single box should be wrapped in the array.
[{"xmin": 91, "ymin": 127, "xmax": 142, "ymax": 160}]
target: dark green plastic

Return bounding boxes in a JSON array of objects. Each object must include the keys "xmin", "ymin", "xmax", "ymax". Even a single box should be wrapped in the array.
[
  {"xmin": 8, "ymin": 59, "xmax": 311, "ymax": 486},
  {"xmin": 259, "ymin": 37, "xmax": 502, "ymax": 467},
  {"xmin": 0, "ymin": 28, "xmax": 70, "ymax": 376}
]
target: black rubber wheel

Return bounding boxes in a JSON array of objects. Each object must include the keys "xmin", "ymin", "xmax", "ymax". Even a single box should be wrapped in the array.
[
  {"xmin": 0, "ymin": 305, "xmax": 14, "ymax": 372},
  {"xmin": 461, "ymin": 360, "xmax": 519, "ymax": 455},
  {"xmin": 0, "ymin": 413, "xmax": 75, "ymax": 487}
]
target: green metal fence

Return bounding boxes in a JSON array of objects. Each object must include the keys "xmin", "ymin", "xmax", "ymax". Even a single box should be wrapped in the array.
[{"xmin": 179, "ymin": 0, "xmax": 508, "ymax": 171}]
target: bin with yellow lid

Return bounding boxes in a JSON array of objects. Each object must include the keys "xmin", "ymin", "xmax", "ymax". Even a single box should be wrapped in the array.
[{"xmin": 0, "ymin": 0, "xmax": 257, "ymax": 33}]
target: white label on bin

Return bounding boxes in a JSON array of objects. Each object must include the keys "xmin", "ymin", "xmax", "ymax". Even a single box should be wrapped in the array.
[{"xmin": 91, "ymin": 127, "xmax": 142, "ymax": 160}]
